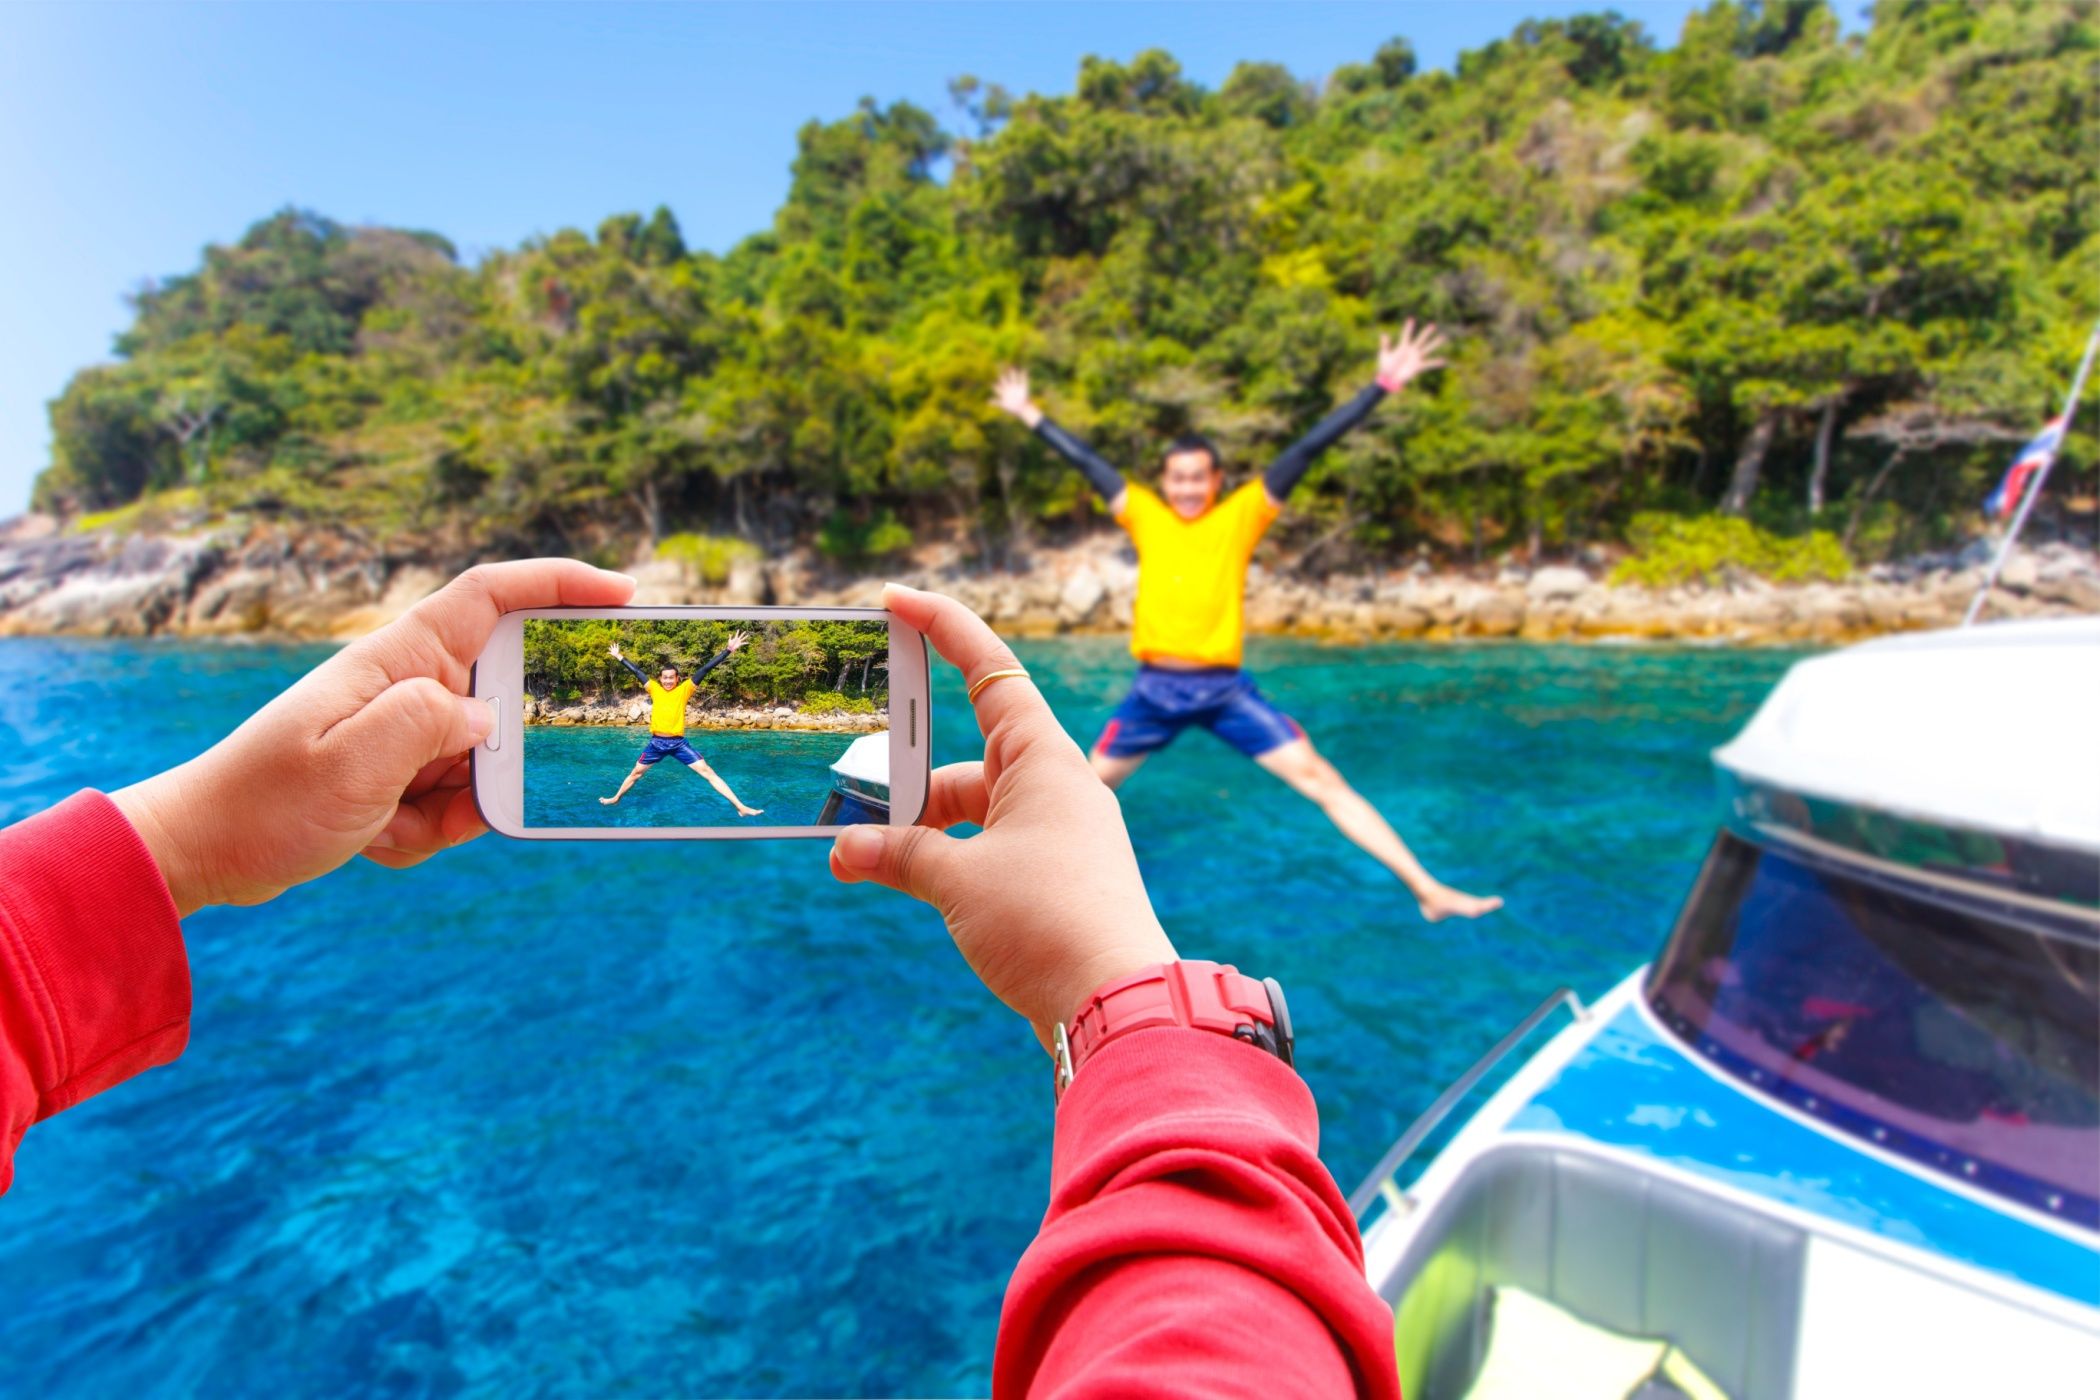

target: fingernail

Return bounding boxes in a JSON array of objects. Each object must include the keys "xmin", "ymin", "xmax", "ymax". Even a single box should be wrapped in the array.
[
  {"xmin": 460, "ymin": 696, "xmax": 494, "ymax": 743},
  {"xmin": 834, "ymin": 824, "xmax": 884, "ymax": 871},
  {"xmin": 602, "ymin": 569, "xmax": 637, "ymax": 585},
  {"xmin": 367, "ymin": 830, "xmax": 401, "ymax": 852}
]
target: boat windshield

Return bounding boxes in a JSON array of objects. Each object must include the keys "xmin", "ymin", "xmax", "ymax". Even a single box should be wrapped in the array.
[{"xmin": 1647, "ymin": 832, "xmax": 2100, "ymax": 1229}]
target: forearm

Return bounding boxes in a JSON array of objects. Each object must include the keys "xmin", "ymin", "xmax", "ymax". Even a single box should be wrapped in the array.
[
  {"xmin": 0, "ymin": 792, "xmax": 190, "ymax": 1196},
  {"xmin": 616, "ymin": 655, "xmax": 651, "ymax": 686},
  {"xmin": 1263, "ymin": 383, "xmax": 1388, "ymax": 501},
  {"xmin": 995, "ymin": 1027, "xmax": 1398, "ymax": 1398},
  {"xmin": 689, "ymin": 649, "xmax": 731, "ymax": 686},
  {"xmin": 1034, "ymin": 418, "xmax": 1126, "ymax": 507}
]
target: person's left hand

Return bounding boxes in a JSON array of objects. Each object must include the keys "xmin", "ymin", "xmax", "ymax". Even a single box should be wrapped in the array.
[
  {"xmin": 112, "ymin": 559, "xmax": 636, "ymax": 916},
  {"xmin": 1375, "ymin": 319, "xmax": 1448, "ymax": 393}
]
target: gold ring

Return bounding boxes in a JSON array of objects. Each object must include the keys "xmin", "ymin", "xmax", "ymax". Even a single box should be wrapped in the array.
[{"xmin": 967, "ymin": 667, "xmax": 1031, "ymax": 703}]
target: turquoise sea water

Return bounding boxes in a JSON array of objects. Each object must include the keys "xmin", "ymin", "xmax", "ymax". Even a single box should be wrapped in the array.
[
  {"xmin": 0, "ymin": 635, "xmax": 1799, "ymax": 1397},
  {"xmin": 523, "ymin": 725, "xmax": 881, "ymax": 828}
]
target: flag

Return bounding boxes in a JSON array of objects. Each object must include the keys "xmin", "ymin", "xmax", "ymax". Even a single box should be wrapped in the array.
[{"xmin": 1984, "ymin": 415, "xmax": 2067, "ymax": 519}]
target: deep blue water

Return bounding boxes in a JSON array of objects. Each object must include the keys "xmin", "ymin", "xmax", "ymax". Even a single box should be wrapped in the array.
[
  {"xmin": 0, "ymin": 635, "xmax": 1799, "ymax": 1397},
  {"xmin": 523, "ymin": 726, "xmax": 880, "ymax": 828}
]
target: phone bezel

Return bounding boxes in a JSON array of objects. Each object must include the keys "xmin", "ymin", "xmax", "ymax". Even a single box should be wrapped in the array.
[{"xmin": 470, "ymin": 605, "xmax": 929, "ymax": 840}]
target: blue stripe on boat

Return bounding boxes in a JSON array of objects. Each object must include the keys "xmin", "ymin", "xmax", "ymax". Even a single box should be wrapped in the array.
[{"xmin": 1505, "ymin": 1003, "xmax": 2100, "ymax": 1309}]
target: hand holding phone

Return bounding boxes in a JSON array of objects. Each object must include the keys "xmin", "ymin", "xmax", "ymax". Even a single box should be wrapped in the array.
[
  {"xmin": 829, "ymin": 585, "xmax": 1176, "ymax": 1047},
  {"xmin": 109, "ymin": 560, "xmax": 638, "ymax": 916}
]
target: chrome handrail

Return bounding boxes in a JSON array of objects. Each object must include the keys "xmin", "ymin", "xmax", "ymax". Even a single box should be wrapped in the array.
[{"xmin": 1346, "ymin": 986, "xmax": 1589, "ymax": 1221}]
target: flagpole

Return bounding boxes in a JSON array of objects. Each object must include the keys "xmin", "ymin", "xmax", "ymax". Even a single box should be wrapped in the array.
[{"xmin": 1964, "ymin": 318, "xmax": 2100, "ymax": 626}]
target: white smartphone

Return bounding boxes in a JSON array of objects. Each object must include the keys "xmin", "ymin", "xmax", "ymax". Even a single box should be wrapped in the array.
[{"xmin": 470, "ymin": 606, "xmax": 929, "ymax": 839}]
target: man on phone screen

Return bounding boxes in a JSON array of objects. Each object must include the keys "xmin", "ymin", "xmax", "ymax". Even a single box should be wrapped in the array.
[{"xmin": 599, "ymin": 634, "xmax": 764, "ymax": 817}]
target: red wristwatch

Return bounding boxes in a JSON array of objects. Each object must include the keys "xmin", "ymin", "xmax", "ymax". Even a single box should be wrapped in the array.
[{"xmin": 1053, "ymin": 960, "xmax": 1295, "ymax": 1100}]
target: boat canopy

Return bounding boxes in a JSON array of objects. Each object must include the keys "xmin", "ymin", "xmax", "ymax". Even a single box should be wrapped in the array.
[
  {"xmin": 1713, "ymin": 617, "xmax": 2100, "ymax": 854},
  {"xmin": 830, "ymin": 732, "xmax": 890, "ymax": 788}
]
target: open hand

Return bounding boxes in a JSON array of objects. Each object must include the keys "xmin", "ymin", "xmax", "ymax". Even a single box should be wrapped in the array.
[
  {"xmin": 609, "ymin": 641, "xmax": 623, "ymax": 660},
  {"xmin": 990, "ymin": 368, "xmax": 1043, "ymax": 428},
  {"xmin": 830, "ymin": 584, "xmax": 1175, "ymax": 1047},
  {"xmin": 1375, "ymin": 320, "xmax": 1448, "ymax": 393},
  {"xmin": 725, "ymin": 629, "xmax": 750, "ymax": 653},
  {"xmin": 113, "ymin": 560, "xmax": 636, "ymax": 915}
]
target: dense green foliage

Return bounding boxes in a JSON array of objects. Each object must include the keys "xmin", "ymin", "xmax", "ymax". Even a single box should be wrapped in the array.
[
  {"xmin": 1609, "ymin": 511, "xmax": 1850, "ymax": 586},
  {"xmin": 522, "ymin": 618, "xmax": 888, "ymax": 710},
  {"xmin": 34, "ymin": 2, "xmax": 2099, "ymax": 567}
]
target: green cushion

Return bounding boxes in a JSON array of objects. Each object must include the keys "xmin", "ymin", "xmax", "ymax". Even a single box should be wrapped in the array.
[{"xmin": 1461, "ymin": 1288, "xmax": 1667, "ymax": 1400}]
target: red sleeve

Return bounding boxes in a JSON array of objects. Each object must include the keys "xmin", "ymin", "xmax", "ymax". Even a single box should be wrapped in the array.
[
  {"xmin": 0, "ymin": 790, "xmax": 190, "ymax": 1196},
  {"xmin": 995, "ymin": 1026, "xmax": 1400, "ymax": 1399}
]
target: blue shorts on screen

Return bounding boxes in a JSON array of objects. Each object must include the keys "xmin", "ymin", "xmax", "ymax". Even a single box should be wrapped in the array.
[
  {"xmin": 636, "ymin": 735, "xmax": 702, "ymax": 767},
  {"xmin": 1096, "ymin": 666, "xmax": 1302, "ymax": 759}
]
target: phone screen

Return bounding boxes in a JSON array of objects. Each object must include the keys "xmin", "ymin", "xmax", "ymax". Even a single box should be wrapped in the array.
[{"xmin": 519, "ymin": 615, "xmax": 894, "ymax": 829}]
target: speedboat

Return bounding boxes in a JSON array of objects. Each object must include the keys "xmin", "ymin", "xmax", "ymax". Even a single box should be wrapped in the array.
[
  {"xmin": 817, "ymin": 731, "xmax": 890, "ymax": 825},
  {"xmin": 1356, "ymin": 618, "xmax": 2100, "ymax": 1398}
]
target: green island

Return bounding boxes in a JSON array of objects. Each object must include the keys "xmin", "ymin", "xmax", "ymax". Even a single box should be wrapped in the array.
[
  {"xmin": 25, "ymin": 2, "xmax": 2096, "ymax": 586},
  {"xmin": 522, "ymin": 617, "xmax": 888, "ymax": 723}
]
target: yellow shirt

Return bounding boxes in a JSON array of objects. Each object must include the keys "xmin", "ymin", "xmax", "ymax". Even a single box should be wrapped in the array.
[
  {"xmin": 647, "ymin": 678, "xmax": 696, "ymax": 735},
  {"xmin": 1117, "ymin": 480, "xmax": 1280, "ymax": 668}
]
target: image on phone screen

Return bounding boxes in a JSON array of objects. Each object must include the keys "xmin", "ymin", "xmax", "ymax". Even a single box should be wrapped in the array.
[{"xmin": 520, "ymin": 616, "xmax": 892, "ymax": 829}]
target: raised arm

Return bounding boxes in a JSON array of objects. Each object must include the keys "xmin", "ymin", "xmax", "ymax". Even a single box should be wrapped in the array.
[
  {"xmin": 993, "ymin": 367, "xmax": 1127, "ymax": 514},
  {"xmin": 1263, "ymin": 321, "xmax": 1447, "ymax": 507},
  {"xmin": 687, "ymin": 630, "xmax": 749, "ymax": 688},
  {"xmin": 609, "ymin": 642, "xmax": 651, "ymax": 688}
]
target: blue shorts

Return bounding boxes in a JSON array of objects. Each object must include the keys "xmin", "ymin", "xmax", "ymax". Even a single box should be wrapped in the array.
[
  {"xmin": 1094, "ymin": 666, "xmax": 1303, "ymax": 760},
  {"xmin": 636, "ymin": 735, "xmax": 701, "ymax": 767}
]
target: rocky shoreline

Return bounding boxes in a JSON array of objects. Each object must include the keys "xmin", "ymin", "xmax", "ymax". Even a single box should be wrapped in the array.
[
  {"xmin": 524, "ymin": 694, "xmax": 885, "ymax": 734},
  {"xmin": 2, "ymin": 512, "xmax": 2094, "ymax": 648}
]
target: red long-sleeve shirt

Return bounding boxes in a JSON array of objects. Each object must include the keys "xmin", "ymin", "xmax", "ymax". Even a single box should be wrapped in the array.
[{"xmin": 0, "ymin": 793, "xmax": 1398, "ymax": 1396}]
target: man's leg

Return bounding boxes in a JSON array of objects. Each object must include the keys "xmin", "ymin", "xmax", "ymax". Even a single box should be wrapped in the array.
[
  {"xmin": 1088, "ymin": 749, "xmax": 1150, "ymax": 790},
  {"xmin": 600, "ymin": 761, "xmax": 651, "ymax": 805},
  {"xmin": 1253, "ymin": 737, "xmax": 1501, "ymax": 922},
  {"xmin": 686, "ymin": 759, "xmax": 764, "ymax": 817}
]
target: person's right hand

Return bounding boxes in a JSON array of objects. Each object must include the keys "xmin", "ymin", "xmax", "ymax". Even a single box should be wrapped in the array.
[
  {"xmin": 609, "ymin": 641, "xmax": 623, "ymax": 660},
  {"xmin": 829, "ymin": 585, "xmax": 1175, "ymax": 1048},
  {"xmin": 990, "ymin": 367, "xmax": 1043, "ymax": 428}
]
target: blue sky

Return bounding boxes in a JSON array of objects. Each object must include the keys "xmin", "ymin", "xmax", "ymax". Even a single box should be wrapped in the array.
[{"xmin": 1, "ymin": 0, "xmax": 1767, "ymax": 515}]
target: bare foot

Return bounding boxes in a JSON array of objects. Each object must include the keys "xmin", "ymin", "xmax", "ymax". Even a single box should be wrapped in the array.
[
  {"xmin": 736, "ymin": 804, "xmax": 765, "ymax": 818},
  {"xmin": 1418, "ymin": 885, "xmax": 1503, "ymax": 923},
  {"xmin": 599, "ymin": 795, "xmax": 621, "ymax": 806}
]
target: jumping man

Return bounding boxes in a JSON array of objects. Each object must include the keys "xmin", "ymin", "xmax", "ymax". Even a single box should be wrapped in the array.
[
  {"xmin": 992, "ymin": 323, "xmax": 1502, "ymax": 921},
  {"xmin": 599, "ymin": 634, "xmax": 765, "ymax": 817}
]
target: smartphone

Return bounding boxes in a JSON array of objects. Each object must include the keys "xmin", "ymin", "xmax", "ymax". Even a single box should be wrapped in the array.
[{"xmin": 470, "ymin": 606, "xmax": 929, "ymax": 839}]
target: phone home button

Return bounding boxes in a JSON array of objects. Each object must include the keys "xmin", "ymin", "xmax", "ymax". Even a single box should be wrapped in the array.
[{"xmin": 483, "ymin": 695, "xmax": 504, "ymax": 751}]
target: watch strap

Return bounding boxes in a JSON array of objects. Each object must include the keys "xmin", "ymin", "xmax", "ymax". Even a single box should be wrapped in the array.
[{"xmin": 1056, "ymin": 960, "xmax": 1292, "ymax": 1099}]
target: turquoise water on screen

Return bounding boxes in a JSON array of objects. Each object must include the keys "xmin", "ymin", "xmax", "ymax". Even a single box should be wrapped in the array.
[
  {"xmin": 0, "ymin": 636, "xmax": 1798, "ymax": 1396},
  {"xmin": 523, "ymin": 725, "xmax": 882, "ymax": 828}
]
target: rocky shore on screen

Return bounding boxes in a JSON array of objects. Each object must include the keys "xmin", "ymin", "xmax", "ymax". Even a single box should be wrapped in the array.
[
  {"xmin": 1, "ymin": 512, "xmax": 2094, "ymax": 647},
  {"xmin": 523, "ymin": 695, "xmax": 886, "ymax": 734}
]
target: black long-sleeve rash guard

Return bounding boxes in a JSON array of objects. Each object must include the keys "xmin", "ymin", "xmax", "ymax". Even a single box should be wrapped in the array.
[
  {"xmin": 617, "ymin": 648, "xmax": 731, "ymax": 689},
  {"xmin": 1032, "ymin": 382, "xmax": 1389, "ymax": 509},
  {"xmin": 1260, "ymin": 383, "xmax": 1387, "ymax": 500},
  {"xmin": 1034, "ymin": 418, "xmax": 1128, "ymax": 504}
]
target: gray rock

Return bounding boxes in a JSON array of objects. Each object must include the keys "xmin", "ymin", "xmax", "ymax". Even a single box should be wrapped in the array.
[
  {"xmin": 1057, "ymin": 569, "xmax": 1108, "ymax": 625},
  {"xmin": 1527, "ymin": 565, "xmax": 1591, "ymax": 601}
]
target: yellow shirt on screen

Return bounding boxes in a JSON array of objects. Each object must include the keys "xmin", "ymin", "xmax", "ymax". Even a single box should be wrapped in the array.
[
  {"xmin": 647, "ymin": 678, "xmax": 696, "ymax": 735},
  {"xmin": 1117, "ymin": 480, "xmax": 1280, "ymax": 668}
]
